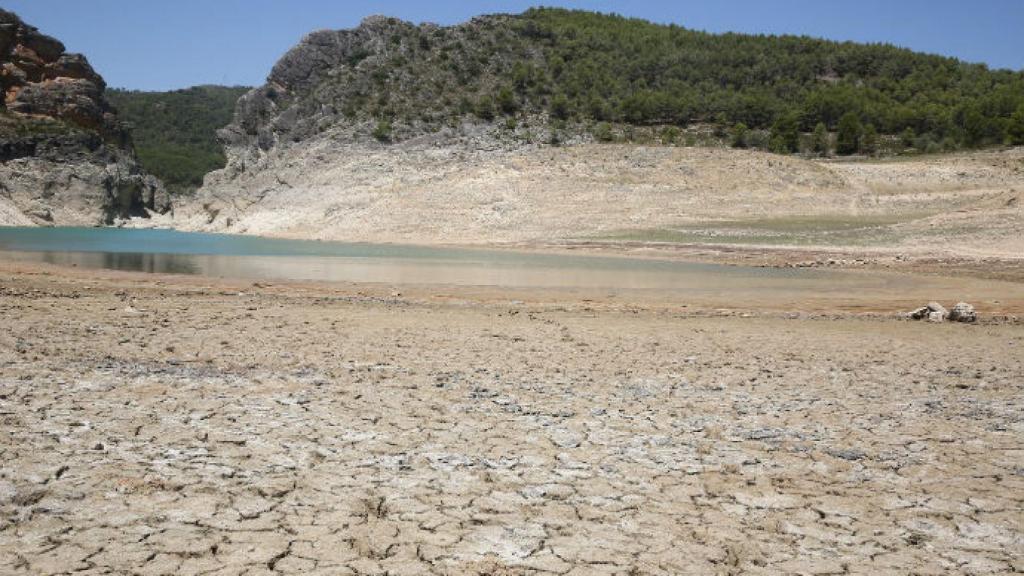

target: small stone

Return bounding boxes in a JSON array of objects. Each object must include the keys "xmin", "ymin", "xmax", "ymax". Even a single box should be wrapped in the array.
[{"xmin": 827, "ymin": 448, "xmax": 866, "ymax": 461}]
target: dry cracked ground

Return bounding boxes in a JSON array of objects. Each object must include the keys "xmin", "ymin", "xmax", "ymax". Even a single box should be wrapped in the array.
[{"xmin": 1, "ymin": 266, "xmax": 1023, "ymax": 575}]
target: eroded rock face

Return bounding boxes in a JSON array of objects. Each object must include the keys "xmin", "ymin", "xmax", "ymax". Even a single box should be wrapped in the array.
[{"xmin": 0, "ymin": 8, "xmax": 169, "ymax": 225}]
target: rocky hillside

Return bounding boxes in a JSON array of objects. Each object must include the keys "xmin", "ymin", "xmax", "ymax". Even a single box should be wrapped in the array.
[
  {"xmin": 177, "ymin": 8, "xmax": 1022, "ymax": 253},
  {"xmin": 0, "ymin": 9, "xmax": 168, "ymax": 226},
  {"xmin": 218, "ymin": 8, "xmax": 1024, "ymax": 169}
]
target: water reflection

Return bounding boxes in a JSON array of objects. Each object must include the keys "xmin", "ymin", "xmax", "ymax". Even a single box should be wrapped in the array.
[
  {"xmin": 37, "ymin": 251, "xmax": 199, "ymax": 275},
  {"xmin": 8, "ymin": 248, "xmax": 853, "ymax": 293}
]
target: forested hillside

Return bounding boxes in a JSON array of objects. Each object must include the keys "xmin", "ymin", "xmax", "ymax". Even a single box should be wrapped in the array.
[
  {"xmin": 249, "ymin": 8, "xmax": 1023, "ymax": 154},
  {"xmin": 107, "ymin": 86, "xmax": 249, "ymax": 194},
  {"xmin": 516, "ymin": 9, "xmax": 1024, "ymax": 142}
]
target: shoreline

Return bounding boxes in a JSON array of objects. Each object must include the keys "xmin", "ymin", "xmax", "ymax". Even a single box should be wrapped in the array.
[
  {"xmin": 2, "ymin": 252, "xmax": 1022, "ymax": 321},
  {"xmin": 11, "ymin": 218, "xmax": 1024, "ymax": 283}
]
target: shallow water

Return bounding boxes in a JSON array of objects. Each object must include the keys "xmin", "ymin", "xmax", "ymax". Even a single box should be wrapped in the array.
[{"xmin": 0, "ymin": 227, "xmax": 1015, "ymax": 303}]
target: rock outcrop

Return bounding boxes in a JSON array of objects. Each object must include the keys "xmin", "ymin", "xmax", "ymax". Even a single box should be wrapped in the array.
[
  {"xmin": 0, "ymin": 9, "xmax": 169, "ymax": 226},
  {"xmin": 213, "ymin": 14, "xmax": 530, "ymax": 177},
  {"xmin": 909, "ymin": 301, "xmax": 978, "ymax": 323}
]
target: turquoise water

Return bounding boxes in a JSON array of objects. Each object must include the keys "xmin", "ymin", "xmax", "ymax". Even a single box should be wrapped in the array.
[
  {"xmin": 0, "ymin": 226, "xmax": 523, "ymax": 260},
  {"xmin": 0, "ymin": 226, "xmax": 897, "ymax": 293}
]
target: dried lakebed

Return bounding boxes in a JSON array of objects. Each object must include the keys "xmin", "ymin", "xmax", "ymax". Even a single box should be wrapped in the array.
[{"xmin": 0, "ymin": 250, "xmax": 1022, "ymax": 574}]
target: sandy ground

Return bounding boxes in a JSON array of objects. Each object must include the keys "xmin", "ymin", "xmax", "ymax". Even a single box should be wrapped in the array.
[{"xmin": 1, "ymin": 261, "xmax": 1022, "ymax": 575}]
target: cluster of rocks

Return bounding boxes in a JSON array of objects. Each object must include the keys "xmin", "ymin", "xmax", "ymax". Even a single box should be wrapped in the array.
[
  {"xmin": 909, "ymin": 301, "xmax": 977, "ymax": 323},
  {"xmin": 789, "ymin": 257, "xmax": 870, "ymax": 268},
  {"xmin": 0, "ymin": 9, "xmax": 169, "ymax": 225}
]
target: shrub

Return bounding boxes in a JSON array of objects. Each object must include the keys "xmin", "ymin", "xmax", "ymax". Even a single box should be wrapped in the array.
[
  {"xmin": 372, "ymin": 119, "xmax": 393, "ymax": 142},
  {"xmin": 474, "ymin": 96, "xmax": 496, "ymax": 121},
  {"xmin": 731, "ymin": 123, "xmax": 749, "ymax": 148},
  {"xmin": 496, "ymin": 87, "xmax": 518, "ymax": 115},
  {"xmin": 593, "ymin": 122, "xmax": 614, "ymax": 142}
]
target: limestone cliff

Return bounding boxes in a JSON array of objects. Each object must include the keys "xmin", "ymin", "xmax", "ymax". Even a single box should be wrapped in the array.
[{"xmin": 0, "ymin": 9, "xmax": 169, "ymax": 226}]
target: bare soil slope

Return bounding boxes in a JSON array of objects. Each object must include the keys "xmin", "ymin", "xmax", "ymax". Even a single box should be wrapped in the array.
[{"xmin": 173, "ymin": 143, "xmax": 1024, "ymax": 263}]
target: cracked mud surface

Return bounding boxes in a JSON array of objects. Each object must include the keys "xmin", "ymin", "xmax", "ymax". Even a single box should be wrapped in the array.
[{"xmin": 1, "ymin": 265, "xmax": 1022, "ymax": 575}]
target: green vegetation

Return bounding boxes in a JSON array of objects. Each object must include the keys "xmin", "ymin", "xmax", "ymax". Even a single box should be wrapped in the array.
[
  {"xmin": 862, "ymin": 124, "xmax": 878, "ymax": 156},
  {"xmin": 836, "ymin": 112, "xmax": 864, "ymax": 155},
  {"xmin": 1010, "ymin": 104, "xmax": 1024, "ymax": 145},
  {"xmin": 372, "ymin": 118, "xmax": 393, "ymax": 142},
  {"xmin": 107, "ymin": 86, "xmax": 249, "ymax": 194},
  {"xmin": 730, "ymin": 123, "xmax": 749, "ymax": 148},
  {"xmin": 811, "ymin": 122, "xmax": 829, "ymax": 156},
  {"xmin": 313, "ymin": 8, "xmax": 1024, "ymax": 154},
  {"xmin": 770, "ymin": 114, "xmax": 800, "ymax": 154}
]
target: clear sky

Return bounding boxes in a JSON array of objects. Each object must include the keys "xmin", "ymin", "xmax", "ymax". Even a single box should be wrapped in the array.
[{"xmin": 3, "ymin": 0, "xmax": 1022, "ymax": 91}]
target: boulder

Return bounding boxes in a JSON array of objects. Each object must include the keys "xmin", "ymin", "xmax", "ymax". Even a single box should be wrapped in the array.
[
  {"xmin": 948, "ymin": 302, "xmax": 977, "ymax": 323},
  {"xmin": 908, "ymin": 302, "xmax": 977, "ymax": 324},
  {"xmin": 925, "ymin": 302, "xmax": 948, "ymax": 322}
]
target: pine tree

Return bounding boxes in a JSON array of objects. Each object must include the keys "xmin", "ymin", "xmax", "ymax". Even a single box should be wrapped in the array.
[
  {"xmin": 770, "ymin": 114, "xmax": 800, "ymax": 153},
  {"xmin": 812, "ymin": 122, "xmax": 829, "ymax": 156},
  {"xmin": 861, "ymin": 124, "xmax": 878, "ymax": 155},
  {"xmin": 496, "ymin": 87, "xmax": 518, "ymax": 115},
  {"xmin": 731, "ymin": 123, "xmax": 749, "ymax": 148},
  {"xmin": 1008, "ymin": 104, "xmax": 1024, "ymax": 146},
  {"xmin": 836, "ymin": 112, "xmax": 863, "ymax": 155},
  {"xmin": 901, "ymin": 127, "xmax": 917, "ymax": 149},
  {"xmin": 550, "ymin": 94, "xmax": 571, "ymax": 120}
]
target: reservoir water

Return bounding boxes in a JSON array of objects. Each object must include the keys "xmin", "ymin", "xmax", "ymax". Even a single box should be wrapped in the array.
[{"xmin": 0, "ymin": 227, "xmax": 1018, "ymax": 305}]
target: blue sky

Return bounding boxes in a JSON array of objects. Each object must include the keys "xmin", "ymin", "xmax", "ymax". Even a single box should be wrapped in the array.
[{"xmin": 3, "ymin": 0, "xmax": 1022, "ymax": 90}]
